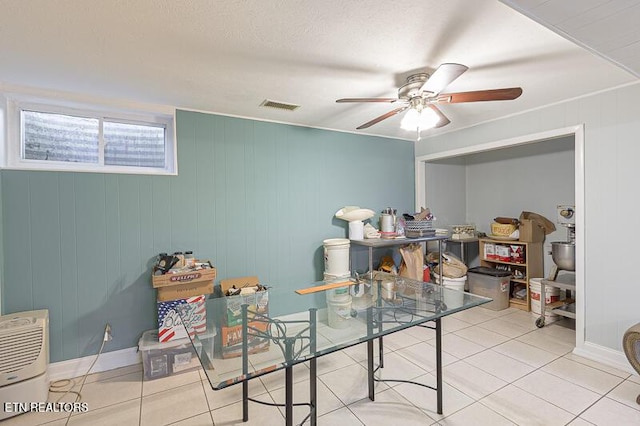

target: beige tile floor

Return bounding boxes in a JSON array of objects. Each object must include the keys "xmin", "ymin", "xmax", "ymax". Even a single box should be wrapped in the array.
[{"xmin": 4, "ymin": 307, "xmax": 640, "ymax": 425}]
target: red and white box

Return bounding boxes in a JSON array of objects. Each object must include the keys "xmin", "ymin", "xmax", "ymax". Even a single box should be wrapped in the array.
[
  {"xmin": 495, "ymin": 245, "xmax": 511, "ymax": 262},
  {"xmin": 510, "ymin": 245, "xmax": 525, "ymax": 263},
  {"xmin": 157, "ymin": 295, "xmax": 207, "ymax": 342},
  {"xmin": 484, "ymin": 242, "xmax": 496, "ymax": 260}
]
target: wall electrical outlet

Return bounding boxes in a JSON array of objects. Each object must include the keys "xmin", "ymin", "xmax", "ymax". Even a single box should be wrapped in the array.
[{"xmin": 104, "ymin": 323, "xmax": 113, "ymax": 342}]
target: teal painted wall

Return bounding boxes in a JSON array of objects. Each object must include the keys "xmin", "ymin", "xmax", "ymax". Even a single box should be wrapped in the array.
[{"xmin": 0, "ymin": 110, "xmax": 415, "ymax": 362}]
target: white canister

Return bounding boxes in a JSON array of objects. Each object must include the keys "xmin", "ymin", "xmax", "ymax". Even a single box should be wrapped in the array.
[
  {"xmin": 380, "ymin": 214, "xmax": 394, "ymax": 233},
  {"xmin": 323, "ymin": 238, "xmax": 350, "ymax": 276},
  {"xmin": 348, "ymin": 221, "xmax": 364, "ymax": 240}
]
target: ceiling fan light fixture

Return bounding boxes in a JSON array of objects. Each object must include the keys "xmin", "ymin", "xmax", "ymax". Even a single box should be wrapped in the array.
[
  {"xmin": 400, "ymin": 108, "xmax": 420, "ymax": 131},
  {"xmin": 419, "ymin": 107, "xmax": 439, "ymax": 129},
  {"xmin": 400, "ymin": 105, "xmax": 439, "ymax": 131}
]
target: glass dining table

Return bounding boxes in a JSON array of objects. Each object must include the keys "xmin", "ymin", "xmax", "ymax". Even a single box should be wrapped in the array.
[{"xmin": 177, "ymin": 272, "xmax": 491, "ymax": 426}]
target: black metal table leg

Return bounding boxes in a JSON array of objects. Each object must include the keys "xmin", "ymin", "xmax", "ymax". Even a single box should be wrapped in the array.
[
  {"xmin": 376, "ymin": 279, "xmax": 384, "ymax": 368},
  {"xmin": 242, "ymin": 304, "xmax": 249, "ymax": 422},
  {"xmin": 435, "ymin": 317, "xmax": 443, "ymax": 415},
  {"xmin": 285, "ymin": 365, "xmax": 293, "ymax": 426},
  {"xmin": 310, "ymin": 308, "xmax": 317, "ymax": 426},
  {"xmin": 366, "ymin": 306, "xmax": 375, "ymax": 401},
  {"xmin": 242, "ymin": 381, "xmax": 248, "ymax": 422},
  {"xmin": 309, "ymin": 358, "xmax": 317, "ymax": 426},
  {"xmin": 367, "ymin": 339, "xmax": 375, "ymax": 401}
]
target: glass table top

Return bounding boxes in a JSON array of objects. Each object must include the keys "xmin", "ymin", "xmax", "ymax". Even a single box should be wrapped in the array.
[{"xmin": 176, "ymin": 272, "xmax": 491, "ymax": 390}]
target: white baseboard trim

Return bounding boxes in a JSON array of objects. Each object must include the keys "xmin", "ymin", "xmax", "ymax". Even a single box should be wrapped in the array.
[
  {"xmin": 573, "ymin": 341, "xmax": 635, "ymax": 375},
  {"xmin": 48, "ymin": 347, "xmax": 141, "ymax": 382},
  {"xmin": 47, "ymin": 338, "xmax": 638, "ymax": 383}
]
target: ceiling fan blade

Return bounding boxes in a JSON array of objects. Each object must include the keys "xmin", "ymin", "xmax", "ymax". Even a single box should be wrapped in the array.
[
  {"xmin": 428, "ymin": 105, "xmax": 451, "ymax": 128},
  {"xmin": 420, "ymin": 63, "xmax": 469, "ymax": 95},
  {"xmin": 356, "ymin": 106, "xmax": 409, "ymax": 129},
  {"xmin": 336, "ymin": 98, "xmax": 398, "ymax": 103},
  {"xmin": 436, "ymin": 87, "xmax": 523, "ymax": 103}
]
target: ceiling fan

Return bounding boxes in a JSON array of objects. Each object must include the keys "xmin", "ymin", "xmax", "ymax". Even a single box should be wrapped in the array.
[{"xmin": 336, "ymin": 63, "xmax": 522, "ymax": 134}]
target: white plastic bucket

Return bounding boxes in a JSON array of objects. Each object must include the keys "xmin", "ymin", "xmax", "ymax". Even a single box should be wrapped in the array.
[
  {"xmin": 323, "ymin": 272, "xmax": 351, "ymax": 302},
  {"xmin": 327, "ymin": 298, "xmax": 352, "ymax": 329},
  {"xmin": 323, "ymin": 238, "xmax": 350, "ymax": 276},
  {"xmin": 348, "ymin": 221, "xmax": 364, "ymax": 240},
  {"xmin": 530, "ymin": 278, "xmax": 560, "ymax": 322},
  {"xmin": 325, "ymin": 286, "xmax": 351, "ymax": 303},
  {"xmin": 323, "ymin": 272, "xmax": 350, "ymax": 281},
  {"xmin": 435, "ymin": 275, "xmax": 466, "ymax": 308}
]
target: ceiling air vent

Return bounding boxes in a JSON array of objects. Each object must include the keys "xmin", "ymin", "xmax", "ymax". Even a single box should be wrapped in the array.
[{"xmin": 260, "ymin": 99, "xmax": 300, "ymax": 111}]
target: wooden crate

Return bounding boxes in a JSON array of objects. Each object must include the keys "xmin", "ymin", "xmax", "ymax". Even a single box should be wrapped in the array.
[{"xmin": 152, "ymin": 266, "xmax": 217, "ymax": 288}]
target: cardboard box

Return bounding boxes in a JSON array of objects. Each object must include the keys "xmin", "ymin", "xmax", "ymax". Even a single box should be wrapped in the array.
[
  {"xmin": 484, "ymin": 242, "xmax": 496, "ymax": 260},
  {"xmin": 157, "ymin": 295, "xmax": 207, "ymax": 342},
  {"xmin": 219, "ymin": 321, "xmax": 270, "ymax": 359},
  {"xmin": 153, "ymin": 265, "xmax": 215, "ymax": 301},
  {"xmin": 518, "ymin": 219, "xmax": 546, "ymax": 242},
  {"xmin": 518, "ymin": 212, "xmax": 555, "ymax": 243},
  {"xmin": 220, "ymin": 276, "xmax": 269, "ymax": 327},
  {"xmin": 495, "ymin": 244, "xmax": 511, "ymax": 262},
  {"xmin": 157, "ymin": 280, "xmax": 213, "ymax": 302}
]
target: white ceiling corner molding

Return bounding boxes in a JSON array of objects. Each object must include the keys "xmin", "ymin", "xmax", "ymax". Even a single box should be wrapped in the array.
[{"xmin": 499, "ymin": 0, "xmax": 640, "ymax": 79}]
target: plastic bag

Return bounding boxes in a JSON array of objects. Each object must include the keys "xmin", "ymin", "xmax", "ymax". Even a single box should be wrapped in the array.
[{"xmin": 432, "ymin": 252, "xmax": 467, "ymax": 278}]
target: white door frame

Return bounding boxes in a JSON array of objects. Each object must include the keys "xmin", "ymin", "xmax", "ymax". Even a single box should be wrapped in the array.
[{"xmin": 415, "ymin": 124, "xmax": 585, "ymax": 351}]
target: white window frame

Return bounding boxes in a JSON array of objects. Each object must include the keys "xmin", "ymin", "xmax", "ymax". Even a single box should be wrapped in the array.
[{"xmin": 2, "ymin": 93, "xmax": 177, "ymax": 175}]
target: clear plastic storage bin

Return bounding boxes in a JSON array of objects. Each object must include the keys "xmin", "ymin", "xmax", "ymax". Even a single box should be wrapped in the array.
[
  {"xmin": 467, "ymin": 267, "xmax": 511, "ymax": 311},
  {"xmin": 138, "ymin": 329, "xmax": 214, "ymax": 380}
]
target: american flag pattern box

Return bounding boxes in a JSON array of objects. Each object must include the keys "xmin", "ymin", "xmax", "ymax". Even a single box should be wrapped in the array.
[{"xmin": 157, "ymin": 295, "xmax": 206, "ymax": 343}]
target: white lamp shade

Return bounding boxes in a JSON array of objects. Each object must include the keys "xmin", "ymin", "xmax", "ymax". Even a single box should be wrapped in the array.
[
  {"xmin": 400, "ymin": 108, "xmax": 420, "ymax": 130},
  {"xmin": 401, "ymin": 106, "xmax": 439, "ymax": 131},
  {"xmin": 419, "ymin": 107, "xmax": 439, "ymax": 129}
]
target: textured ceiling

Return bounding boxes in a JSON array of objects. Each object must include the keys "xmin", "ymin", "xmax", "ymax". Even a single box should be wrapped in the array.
[
  {"xmin": 0, "ymin": 0, "xmax": 636, "ymax": 141},
  {"xmin": 501, "ymin": 0, "xmax": 640, "ymax": 78}
]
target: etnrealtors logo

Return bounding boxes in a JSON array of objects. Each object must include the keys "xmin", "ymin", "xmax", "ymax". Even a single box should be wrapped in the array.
[{"xmin": 4, "ymin": 402, "xmax": 89, "ymax": 414}]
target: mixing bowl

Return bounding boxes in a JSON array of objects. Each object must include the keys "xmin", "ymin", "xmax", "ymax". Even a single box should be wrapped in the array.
[{"xmin": 551, "ymin": 241, "xmax": 575, "ymax": 271}]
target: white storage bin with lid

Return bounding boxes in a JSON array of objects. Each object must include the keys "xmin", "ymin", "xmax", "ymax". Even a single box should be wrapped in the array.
[{"xmin": 138, "ymin": 329, "xmax": 214, "ymax": 380}]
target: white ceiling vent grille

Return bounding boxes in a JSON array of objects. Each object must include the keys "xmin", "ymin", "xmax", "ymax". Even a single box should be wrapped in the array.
[{"xmin": 260, "ymin": 99, "xmax": 300, "ymax": 111}]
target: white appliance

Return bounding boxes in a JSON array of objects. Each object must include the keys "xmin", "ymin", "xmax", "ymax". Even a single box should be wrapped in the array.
[{"xmin": 0, "ymin": 309, "xmax": 50, "ymax": 420}]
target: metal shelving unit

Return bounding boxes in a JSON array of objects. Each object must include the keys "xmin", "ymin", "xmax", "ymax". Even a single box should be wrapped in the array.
[{"xmin": 350, "ymin": 235, "xmax": 449, "ymax": 274}]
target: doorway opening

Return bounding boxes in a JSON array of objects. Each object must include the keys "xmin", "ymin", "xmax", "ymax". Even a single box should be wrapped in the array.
[{"xmin": 414, "ymin": 125, "xmax": 585, "ymax": 351}]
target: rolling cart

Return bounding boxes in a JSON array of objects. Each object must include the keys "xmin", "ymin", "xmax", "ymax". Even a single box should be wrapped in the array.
[{"xmin": 536, "ymin": 273, "xmax": 575, "ymax": 328}]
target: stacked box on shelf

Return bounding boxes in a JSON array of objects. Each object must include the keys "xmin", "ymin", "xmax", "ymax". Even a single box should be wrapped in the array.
[
  {"xmin": 152, "ymin": 265, "xmax": 216, "ymax": 342},
  {"xmin": 218, "ymin": 276, "xmax": 270, "ymax": 359}
]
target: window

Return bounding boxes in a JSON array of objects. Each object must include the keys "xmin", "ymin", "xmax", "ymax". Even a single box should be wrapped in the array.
[{"xmin": 3, "ymin": 94, "xmax": 176, "ymax": 175}]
